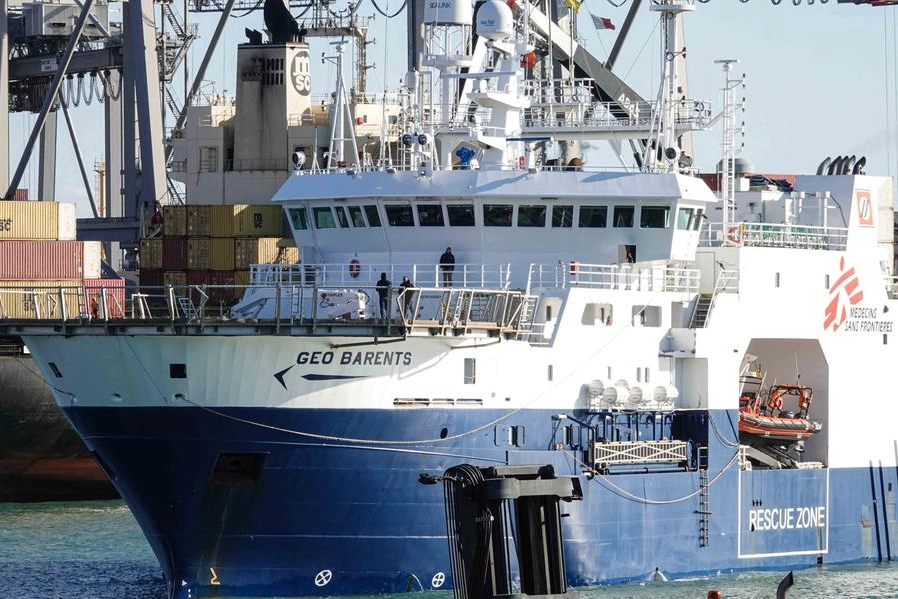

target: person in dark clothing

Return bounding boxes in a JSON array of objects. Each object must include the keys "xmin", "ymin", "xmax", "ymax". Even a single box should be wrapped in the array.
[
  {"xmin": 399, "ymin": 276, "xmax": 414, "ymax": 318},
  {"xmin": 375, "ymin": 272, "xmax": 391, "ymax": 319},
  {"xmin": 439, "ymin": 247, "xmax": 455, "ymax": 286}
]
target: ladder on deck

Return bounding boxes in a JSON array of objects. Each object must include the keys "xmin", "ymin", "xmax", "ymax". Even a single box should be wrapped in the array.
[{"xmin": 690, "ymin": 294, "xmax": 714, "ymax": 328}]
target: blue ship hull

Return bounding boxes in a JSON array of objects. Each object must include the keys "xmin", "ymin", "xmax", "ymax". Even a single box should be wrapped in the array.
[{"xmin": 65, "ymin": 404, "xmax": 891, "ymax": 599}]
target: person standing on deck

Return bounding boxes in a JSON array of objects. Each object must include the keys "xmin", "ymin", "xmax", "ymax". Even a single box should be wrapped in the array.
[
  {"xmin": 439, "ymin": 247, "xmax": 455, "ymax": 286},
  {"xmin": 376, "ymin": 272, "xmax": 392, "ymax": 319},
  {"xmin": 399, "ymin": 276, "xmax": 414, "ymax": 318}
]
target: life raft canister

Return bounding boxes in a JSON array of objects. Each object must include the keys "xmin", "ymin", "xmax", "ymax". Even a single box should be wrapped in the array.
[{"xmin": 349, "ymin": 258, "xmax": 361, "ymax": 278}]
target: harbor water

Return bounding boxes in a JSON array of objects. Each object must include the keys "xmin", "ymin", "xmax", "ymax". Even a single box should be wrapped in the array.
[{"xmin": 2, "ymin": 500, "xmax": 898, "ymax": 599}]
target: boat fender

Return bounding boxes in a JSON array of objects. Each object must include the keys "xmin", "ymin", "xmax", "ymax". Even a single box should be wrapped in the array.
[{"xmin": 349, "ymin": 258, "xmax": 361, "ymax": 278}]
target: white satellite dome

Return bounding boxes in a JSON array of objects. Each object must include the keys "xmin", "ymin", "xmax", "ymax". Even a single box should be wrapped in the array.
[{"xmin": 476, "ymin": 0, "xmax": 514, "ymax": 41}]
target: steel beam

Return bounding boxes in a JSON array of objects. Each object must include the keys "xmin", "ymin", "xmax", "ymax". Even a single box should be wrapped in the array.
[
  {"xmin": 61, "ymin": 101, "xmax": 98, "ymax": 217},
  {"xmin": 9, "ymin": 46, "xmax": 123, "ymax": 81},
  {"xmin": 38, "ymin": 111, "xmax": 57, "ymax": 200},
  {"xmin": 123, "ymin": 0, "xmax": 166, "ymax": 214}
]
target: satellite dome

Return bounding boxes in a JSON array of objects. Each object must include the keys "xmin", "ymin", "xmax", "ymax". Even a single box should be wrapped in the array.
[{"xmin": 476, "ymin": 0, "xmax": 514, "ymax": 41}]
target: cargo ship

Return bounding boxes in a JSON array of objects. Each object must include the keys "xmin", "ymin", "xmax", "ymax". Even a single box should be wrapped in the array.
[{"xmin": 3, "ymin": 0, "xmax": 898, "ymax": 598}]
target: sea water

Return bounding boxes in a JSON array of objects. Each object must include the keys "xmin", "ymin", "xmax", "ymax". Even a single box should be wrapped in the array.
[{"xmin": 2, "ymin": 500, "xmax": 898, "ymax": 599}]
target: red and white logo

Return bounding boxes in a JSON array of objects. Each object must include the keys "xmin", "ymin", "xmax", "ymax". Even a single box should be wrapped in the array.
[
  {"xmin": 856, "ymin": 190, "xmax": 874, "ymax": 227},
  {"xmin": 823, "ymin": 256, "xmax": 865, "ymax": 331}
]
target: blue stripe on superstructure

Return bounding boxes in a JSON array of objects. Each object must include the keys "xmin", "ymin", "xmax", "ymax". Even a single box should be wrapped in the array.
[{"xmin": 60, "ymin": 405, "xmax": 888, "ymax": 599}]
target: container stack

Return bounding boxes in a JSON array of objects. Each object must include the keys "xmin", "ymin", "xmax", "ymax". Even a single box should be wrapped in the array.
[
  {"xmin": 0, "ymin": 200, "xmax": 125, "ymax": 319},
  {"xmin": 140, "ymin": 204, "xmax": 299, "ymax": 305}
]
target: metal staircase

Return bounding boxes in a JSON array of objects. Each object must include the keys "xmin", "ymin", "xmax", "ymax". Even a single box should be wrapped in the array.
[{"xmin": 690, "ymin": 294, "xmax": 714, "ymax": 328}]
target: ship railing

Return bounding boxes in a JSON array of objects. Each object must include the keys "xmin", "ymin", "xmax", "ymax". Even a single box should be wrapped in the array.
[
  {"xmin": 0, "ymin": 285, "xmax": 126, "ymax": 322},
  {"xmin": 701, "ymin": 222, "xmax": 848, "ymax": 250},
  {"xmin": 527, "ymin": 261, "xmax": 700, "ymax": 293},
  {"xmin": 252, "ymin": 262, "xmax": 514, "ymax": 290},
  {"xmin": 591, "ymin": 440, "xmax": 689, "ymax": 469}
]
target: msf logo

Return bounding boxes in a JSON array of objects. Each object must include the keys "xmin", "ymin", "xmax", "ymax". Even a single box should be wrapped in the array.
[{"xmin": 823, "ymin": 256, "xmax": 864, "ymax": 331}]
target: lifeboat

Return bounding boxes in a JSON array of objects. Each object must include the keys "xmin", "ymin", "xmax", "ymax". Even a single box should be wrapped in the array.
[{"xmin": 738, "ymin": 383, "xmax": 822, "ymax": 445}]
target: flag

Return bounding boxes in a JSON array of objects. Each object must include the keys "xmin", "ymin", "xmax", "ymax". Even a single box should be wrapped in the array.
[
  {"xmin": 564, "ymin": 0, "xmax": 581, "ymax": 11},
  {"xmin": 590, "ymin": 13, "xmax": 616, "ymax": 30}
]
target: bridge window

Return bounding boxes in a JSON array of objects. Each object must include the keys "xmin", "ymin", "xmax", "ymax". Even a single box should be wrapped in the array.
[
  {"xmin": 676, "ymin": 207, "xmax": 694, "ymax": 230},
  {"xmin": 385, "ymin": 204, "xmax": 414, "ymax": 226},
  {"xmin": 364, "ymin": 205, "xmax": 382, "ymax": 226},
  {"xmin": 417, "ymin": 204, "xmax": 445, "ymax": 226},
  {"xmin": 579, "ymin": 206, "xmax": 607, "ymax": 227},
  {"xmin": 348, "ymin": 206, "xmax": 366, "ymax": 227},
  {"xmin": 693, "ymin": 209, "xmax": 704, "ymax": 230},
  {"xmin": 313, "ymin": 207, "xmax": 336, "ymax": 229},
  {"xmin": 335, "ymin": 207, "xmax": 350, "ymax": 228},
  {"xmin": 518, "ymin": 205, "xmax": 546, "ymax": 227},
  {"xmin": 448, "ymin": 204, "xmax": 475, "ymax": 226},
  {"xmin": 552, "ymin": 205, "xmax": 573, "ymax": 227},
  {"xmin": 613, "ymin": 206, "xmax": 634, "ymax": 228},
  {"xmin": 484, "ymin": 204, "xmax": 513, "ymax": 226},
  {"xmin": 288, "ymin": 208, "xmax": 309, "ymax": 230},
  {"xmin": 640, "ymin": 206, "xmax": 670, "ymax": 228}
]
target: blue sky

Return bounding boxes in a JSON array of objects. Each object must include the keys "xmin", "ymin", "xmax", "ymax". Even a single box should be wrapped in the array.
[{"xmin": 7, "ymin": 1, "xmax": 896, "ymax": 213}]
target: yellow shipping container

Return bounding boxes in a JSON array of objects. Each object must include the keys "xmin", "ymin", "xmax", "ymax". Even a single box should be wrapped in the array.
[
  {"xmin": 0, "ymin": 200, "xmax": 67, "ymax": 240},
  {"xmin": 0, "ymin": 280, "xmax": 83, "ymax": 319},
  {"xmin": 187, "ymin": 238, "xmax": 211, "ymax": 270},
  {"xmin": 140, "ymin": 238, "xmax": 163, "ymax": 269},
  {"xmin": 187, "ymin": 205, "xmax": 212, "ymax": 236},
  {"xmin": 234, "ymin": 270, "xmax": 251, "ymax": 288},
  {"xmin": 280, "ymin": 246, "xmax": 300, "ymax": 263},
  {"xmin": 210, "ymin": 205, "xmax": 237, "ymax": 237},
  {"xmin": 211, "ymin": 238, "xmax": 235, "ymax": 271},
  {"xmin": 164, "ymin": 205, "xmax": 188, "ymax": 236},
  {"xmin": 234, "ymin": 205, "xmax": 283, "ymax": 237},
  {"xmin": 164, "ymin": 271, "xmax": 187, "ymax": 288},
  {"xmin": 234, "ymin": 237, "xmax": 280, "ymax": 269}
]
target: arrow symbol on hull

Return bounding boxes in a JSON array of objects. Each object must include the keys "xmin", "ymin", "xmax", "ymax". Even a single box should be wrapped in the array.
[{"xmin": 274, "ymin": 365, "xmax": 295, "ymax": 390}]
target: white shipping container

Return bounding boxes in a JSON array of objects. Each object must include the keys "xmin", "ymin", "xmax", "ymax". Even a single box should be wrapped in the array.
[
  {"xmin": 57, "ymin": 202, "xmax": 77, "ymax": 240},
  {"xmin": 82, "ymin": 241, "xmax": 103, "ymax": 279}
]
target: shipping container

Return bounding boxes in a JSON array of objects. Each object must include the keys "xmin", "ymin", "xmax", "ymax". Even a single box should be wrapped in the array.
[
  {"xmin": 187, "ymin": 238, "xmax": 211, "ymax": 270},
  {"xmin": 210, "ymin": 205, "xmax": 236, "ymax": 237},
  {"xmin": 139, "ymin": 269, "xmax": 164, "ymax": 290},
  {"xmin": 83, "ymin": 241, "xmax": 102, "ymax": 279},
  {"xmin": 211, "ymin": 238, "xmax": 235, "ymax": 270},
  {"xmin": 208, "ymin": 270, "xmax": 238, "ymax": 303},
  {"xmin": 164, "ymin": 205, "xmax": 188, "ymax": 236},
  {"xmin": 187, "ymin": 205, "xmax": 212, "ymax": 236},
  {"xmin": 162, "ymin": 237, "xmax": 188, "ymax": 270},
  {"xmin": 0, "ymin": 280, "xmax": 83, "ymax": 319},
  {"xmin": 0, "ymin": 240, "xmax": 83, "ymax": 279},
  {"xmin": 164, "ymin": 271, "xmax": 187, "ymax": 289},
  {"xmin": 140, "ymin": 238, "xmax": 163, "ymax": 269},
  {"xmin": 186, "ymin": 270, "xmax": 210, "ymax": 286},
  {"xmin": 57, "ymin": 202, "xmax": 76, "ymax": 240},
  {"xmin": 0, "ymin": 200, "xmax": 77, "ymax": 240},
  {"xmin": 83, "ymin": 278, "xmax": 126, "ymax": 318},
  {"xmin": 234, "ymin": 237, "xmax": 279, "ymax": 269},
  {"xmin": 234, "ymin": 270, "xmax": 250, "ymax": 288},
  {"xmin": 234, "ymin": 205, "xmax": 283, "ymax": 237}
]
